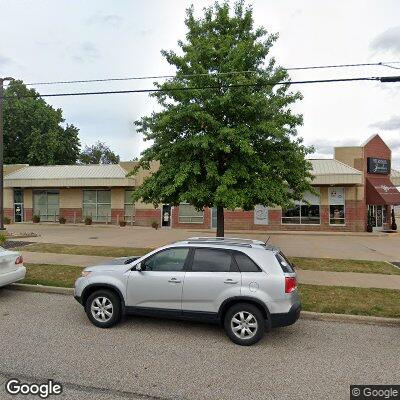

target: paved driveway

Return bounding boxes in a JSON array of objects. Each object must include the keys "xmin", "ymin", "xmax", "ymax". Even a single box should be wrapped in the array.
[
  {"xmin": 0, "ymin": 290, "xmax": 398, "ymax": 400},
  {"xmin": 8, "ymin": 223, "xmax": 400, "ymax": 261}
]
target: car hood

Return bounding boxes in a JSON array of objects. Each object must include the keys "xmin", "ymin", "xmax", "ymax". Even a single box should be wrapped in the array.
[{"xmin": 85, "ymin": 256, "xmax": 141, "ymax": 272}]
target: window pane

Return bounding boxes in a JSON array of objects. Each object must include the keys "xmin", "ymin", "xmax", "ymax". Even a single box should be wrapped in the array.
[
  {"xmin": 192, "ymin": 248, "xmax": 233, "ymax": 272},
  {"xmin": 124, "ymin": 190, "xmax": 134, "ymax": 204},
  {"xmin": 282, "ymin": 205, "xmax": 300, "ymax": 224},
  {"xmin": 300, "ymin": 205, "xmax": 320, "ymax": 224},
  {"xmin": 145, "ymin": 248, "xmax": 189, "ymax": 272},
  {"xmin": 97, "ymin": 204, "xmax": 111, "ymax": 221},
  {"xmin": 83, "ymin": 205, "xmax": 96, "ymax": 217},
  {"xmin": 233, "ymin": 251, "xmax": 260, "ymax": 272},
  {"xmin": 83, "ymin": 190, "xmax": 96, "ymax": 204},
  {"xmin": 179, "ymin": 204, "xmax": 204, "ymax": 223},
  {"xmin": 47, "ymin": 193, "xmax": 59, "ymax": 206},
  {"xmin": 330, "ymin": 205, "xmax": 345, "ymax": 224},
  {"xmin": 14, "ymin": 190, "xmax": 23, "ymax": 203},
  {"xmin": 97, "ymin": 190, "xmax": 111, "ymax": 204},
  {"xmin": 124, "ymin": 204, "xmax": 134, "ymax": 217}
]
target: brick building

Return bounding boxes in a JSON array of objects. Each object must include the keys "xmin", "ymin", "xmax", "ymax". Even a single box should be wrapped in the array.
[{"xmin": 3, "ymin": 134, "xmax": 400, "ymax": 232}]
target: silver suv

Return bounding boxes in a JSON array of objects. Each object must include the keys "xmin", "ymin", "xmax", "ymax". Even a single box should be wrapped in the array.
[{"xmin": 74, "ymin": 237, "xmax": 300, "ymax": 346}]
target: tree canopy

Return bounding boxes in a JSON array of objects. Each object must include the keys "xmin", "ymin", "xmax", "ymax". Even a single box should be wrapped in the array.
[
  {"xmin": 79, "ymin": 141, "xmax": 120, "ymax": 164},
  {"xmin": 132, "ymin": 1, "xmax": 314, "ymax": 236},
  {"xmin": 3, "ymin": 80, "xmax": 80, "ymax": 165}
]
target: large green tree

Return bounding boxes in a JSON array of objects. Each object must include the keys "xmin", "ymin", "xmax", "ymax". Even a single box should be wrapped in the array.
[
  {"xmin": 133, "ymin": 1, "xmax": 314, "ymax": 236},
  {"xmin": 4, "ymin": 80, "xmax": 80, "ymax": 165},
  {"xmin": 79, "ymin": 141, "xmax": 120, "ymax": 164}
]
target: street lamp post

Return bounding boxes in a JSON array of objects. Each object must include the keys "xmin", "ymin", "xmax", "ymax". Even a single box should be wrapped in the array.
[{"xmin": 0, "ymin": 77, "xmax": 14, "ymax": 231}]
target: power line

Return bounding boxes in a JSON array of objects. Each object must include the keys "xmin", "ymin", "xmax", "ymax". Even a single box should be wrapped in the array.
[
  {"xmin": 2, "ymin": 76, "xmax": 399, "ymax": 99},
  {"xmin": 14, "ymin": 61, "xmax": 400, "ymax": 87}
]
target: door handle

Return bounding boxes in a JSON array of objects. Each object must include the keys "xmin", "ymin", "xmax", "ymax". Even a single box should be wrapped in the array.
[
  {"xmin": 224, "ymin": 279, "xmax": 238, "ymax": 284},
  {"xmin": 168, "ymin": 278, "xmax": 181, "ymax": 283}
]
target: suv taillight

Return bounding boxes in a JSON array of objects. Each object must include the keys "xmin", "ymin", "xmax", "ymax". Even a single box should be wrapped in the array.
[
  {"xmin": 285, "ymin": 277, "xmax": 297, "ymax": 293},
  {"xmin": 15, "ymin": 256, "xmax": 23, "ymax": 265}
]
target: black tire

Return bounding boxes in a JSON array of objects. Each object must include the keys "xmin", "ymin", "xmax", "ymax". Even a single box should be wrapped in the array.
[
  {"xmin": 85, "ymin": 289, "xmax": 122, "ymax": 328},
  {"xmin": 223, "ymin": 303, "xmax": 266, "ymax": 346}
]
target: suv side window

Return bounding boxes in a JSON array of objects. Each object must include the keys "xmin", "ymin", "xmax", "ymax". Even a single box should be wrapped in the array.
[
  {"xmin": 143, "ymin": 248, "xmax": 189, "ymax": 272},
  {"xmin": 191, "ymin": 248, "xmax": 237, "ymax": 272},
  {"xmin": 233, "ymin": 251, "xmax": 261, "ymax": 272}
]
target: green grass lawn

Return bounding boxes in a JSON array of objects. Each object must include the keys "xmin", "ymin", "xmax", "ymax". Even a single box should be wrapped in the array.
[
  {"xmin": 18, "ymin": 243, "xmax": 153, "ymax": 258},
  {"xmin": 291, "ymin": 257, "xmax": 400, "ymax": 275},
  {"xmin": 300, "ymin": 284, "xmax": 400, "ymax": 318},
  {"xmin": 19, "ymin": 264, "xmax": 400, "ymax": 319}
]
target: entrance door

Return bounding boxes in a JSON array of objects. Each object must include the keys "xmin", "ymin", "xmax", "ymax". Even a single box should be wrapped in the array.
[
  {"xmin": 13, "ymin": 189, "xmax": 24, "ymax": 223},
  {"xmin": 162, "ymin": 204, "xmax": 171, "ymax": 227},
  {"xmin": 368, "ymin": 205, "xmax": 386, "ymax": 230}
]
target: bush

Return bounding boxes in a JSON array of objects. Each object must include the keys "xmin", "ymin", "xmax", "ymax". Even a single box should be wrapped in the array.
[
  {"xmin": 0, "ymin": 233, "xmax": 6, "ymax": 245},
  {"xmin": 32, "ymin": 215, "xmax": 40, "ymax": 223},
  {"xmin": 59, "ymin": 216, "xmax": 66, "ymax": 224},
  {"xmin": 151, "ymin": 221, "xmax": 159, "ymax": 230},
  {"xmin": 3, "ymin": 216, "xmax": 11, "ymax": 224},
  {"xmin": 119, "ymin": 220, "xmax": 127, "ymax": 227},
  {"xmin": 84, "ymin": 216, "xmax": 92, "ymax": 225}
]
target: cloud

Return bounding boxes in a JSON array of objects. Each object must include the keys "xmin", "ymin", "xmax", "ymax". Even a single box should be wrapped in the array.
[
  {"xmin": 370, "ymin": 26, "xmax": 400, "ymax": 54},
  {"xmin": 370, "ymin": 116, "xmax": 400, "ymax": 131},
  {"xmin": 0, "ymin": 54, "xmax": 13, "ymax": 66},
  {"xmin": 86, "ymin": 12, "xmax": 123, "ymax": 28},
  {"xmin": 307, "ymin": 138, "xmax": 356, "ymax": 157},
  {"xmin": 69, "ymin": 42, "xmax": 100, "ymax": 62}
]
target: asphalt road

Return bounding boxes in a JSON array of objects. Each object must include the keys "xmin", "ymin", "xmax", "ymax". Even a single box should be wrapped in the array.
[{"xmin": 0, "ymin": 290, "xmax": 399, "ymax": 400}]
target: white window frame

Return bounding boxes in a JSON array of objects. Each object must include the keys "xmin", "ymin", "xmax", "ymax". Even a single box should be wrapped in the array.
[
  {"xmin": 281, "ymin": 189, "xmax": 321, "ymax": 225},
  {"xmin": 83, "ymin": 189, "xmax": 111, "ymax": 222},
  {"xmin": 178, "ymin": 203, "xmax": 204, "ymax": 224},
  {"xmin": 329, "ymin": 187, "xmax": 346, "ymax": 226}
]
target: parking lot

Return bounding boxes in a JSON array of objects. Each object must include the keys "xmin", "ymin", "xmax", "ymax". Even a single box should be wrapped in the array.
[
  {"xmin": 0, "ymin": 289, "xmax": 398, "ymax": 400},
  {"xmin": 8, "ymin": 223, "xmax": 400, "ymax": 261}
]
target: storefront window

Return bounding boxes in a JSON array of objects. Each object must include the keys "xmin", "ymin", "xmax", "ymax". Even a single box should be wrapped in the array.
[
  {"xmin": 329, "ymin": 187, "xmax": 345, "ymax": 225},
  {"xmin": 33, "ymin": 190, "xmax": 59, "ymax": 222},
  {"xmin": 282, "ymin": 189, "xmax": 320, "ymax": 225},
  {"xmin": 179, "ymin": 203, "xmax": 204, "ymax": 224},
  {"xmin": 83, "ymin": 190, "xmax": 111, "ymax": 222}
]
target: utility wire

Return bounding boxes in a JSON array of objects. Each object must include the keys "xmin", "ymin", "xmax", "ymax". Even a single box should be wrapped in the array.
[
  {"xmin": 14, "ymin": 61, "xmax": 400, "ymax": 87},
  {"xmin": 2, "ymin": 76, "xmax": 399, "ymax": 99}
]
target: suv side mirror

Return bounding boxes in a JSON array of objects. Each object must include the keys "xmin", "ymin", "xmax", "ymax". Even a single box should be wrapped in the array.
[{"xmin": 135, "ymin": 263, "xmax": 143, "ymax": 272}]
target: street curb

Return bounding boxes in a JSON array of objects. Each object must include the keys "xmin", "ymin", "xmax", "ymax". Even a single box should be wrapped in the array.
[
  {"xmin": 8, "ymin": 283, "xmax": 73, "ymax": 295},
  {"xmin": 7, "ymin": 283, "xmax": 400, "ymax": 327},
  {"xmin": 301, "ymin": 310, "xmax": 400, "ymax": 327}
]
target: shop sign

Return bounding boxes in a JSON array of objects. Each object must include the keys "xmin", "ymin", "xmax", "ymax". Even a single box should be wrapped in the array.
[
  {"xmin": 254, "ymin": 205, "xmax": 268, "ymax": 225},
  {"xmin": 367, "ymin": 158, "xmax": 390, "ymax": 175},
  {"xmin": 329, "ymin": 187, "xmax": 345, "ymax": 205}
]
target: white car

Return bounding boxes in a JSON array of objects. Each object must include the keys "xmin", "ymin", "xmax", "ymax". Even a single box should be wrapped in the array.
[{"xmin": 0, "ymin": 247, "xmax": 26, "ymax": 287}]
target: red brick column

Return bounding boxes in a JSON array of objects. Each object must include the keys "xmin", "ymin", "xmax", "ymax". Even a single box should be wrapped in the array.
[
  {"xmin": 135, "ymin": 209, "xmax": 161, "ymax": 226},
  {"xmin": 59, "ymin": 208, "xmax": 83, "ymax": 223}
]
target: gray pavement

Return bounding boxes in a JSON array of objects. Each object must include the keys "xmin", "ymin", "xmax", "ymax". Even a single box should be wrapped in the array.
[
  {"xmin": 7, "ymin": 223, "xmax": 400, "ymax": 261},
  {"xmin": 0, "ymin": 290, "xmax": 399, "ymax": 400}
]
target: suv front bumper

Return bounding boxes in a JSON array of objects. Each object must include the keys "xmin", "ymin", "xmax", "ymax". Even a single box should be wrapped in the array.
[{"xmin": 270, "ymin": 302, "xmax": 301, "ymax": 328}]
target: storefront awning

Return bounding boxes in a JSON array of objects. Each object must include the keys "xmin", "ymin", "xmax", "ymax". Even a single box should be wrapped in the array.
[{"xmin": 366, "ymin": 177, "xmax": 400, "ymax": 205}]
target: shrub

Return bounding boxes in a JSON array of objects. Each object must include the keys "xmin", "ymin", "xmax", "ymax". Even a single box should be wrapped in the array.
[
  {"xmin": 119, "ymin": 220, "xmax": 127, "ymax": 227},
  {"xmin": 151, "ymin": 221, "xmax": 159, "ymax": 230},
  {"xmin": 84, "ymin": 216, "xmax": 92, "ymax": 225},
  {"xmin": 0, "ymin": 233, "xmax": 6, "ymax": 245},
  {"xmin": 59, "ymin": 216, "xmax": 66, "ymax": 224},
  {"xmin": 32, "ymin": 215, "xmax": 40, "ymax": 223},
  {"xmin": 3, "ymin": 216, "xmax": 11, "ymax": 224}
]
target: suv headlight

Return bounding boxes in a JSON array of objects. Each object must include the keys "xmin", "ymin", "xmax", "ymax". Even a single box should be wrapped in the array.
[{"xmin": 81, "ymin": 271, "xmax": 92, "ymax": 277}]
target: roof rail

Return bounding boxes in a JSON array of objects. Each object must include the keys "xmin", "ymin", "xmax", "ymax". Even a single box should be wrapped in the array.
[{"xmin": 186, "ymin": 237, "xmax": 265, "ymax": 246}]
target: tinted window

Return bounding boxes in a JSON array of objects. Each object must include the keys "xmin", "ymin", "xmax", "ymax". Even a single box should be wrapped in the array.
[
  {"xmin": 233, "ymin": 251, "xmax": 261, "ymax": 272},
  {"xmin": 144, "ymin": 248, "xmax": 189, "ymax": 272},
  {"xmin": 276, "ymin": 252, "xmax": 295, "ymax": 273},
  {"xmin": 192, "ymin": 248, "xmax": 235, "ymax": 272}
]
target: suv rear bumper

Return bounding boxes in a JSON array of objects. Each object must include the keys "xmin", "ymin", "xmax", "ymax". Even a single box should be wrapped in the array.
[{"xmin": 270, "ymin": 302, "xmax": 301, "ymax": 328}]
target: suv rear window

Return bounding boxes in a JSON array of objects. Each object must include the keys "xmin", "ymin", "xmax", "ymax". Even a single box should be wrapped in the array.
[
  {"xmin": 233, "ymin": 251, "xmax": 261, "ymax": 272},
  {"xmin": 275, "ymin": 252, "xmax": 295, "ymax": 273}
]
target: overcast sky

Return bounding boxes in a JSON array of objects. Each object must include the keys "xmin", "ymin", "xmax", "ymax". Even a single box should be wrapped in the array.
[{"xmin": 1, "ymin": 0, "xmax": 400, "ymax": 168}]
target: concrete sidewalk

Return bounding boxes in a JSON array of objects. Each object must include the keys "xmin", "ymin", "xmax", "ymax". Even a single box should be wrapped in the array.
[{"xmin": 22, "ymin": 251, "xmax": 400, "ymax": 290}]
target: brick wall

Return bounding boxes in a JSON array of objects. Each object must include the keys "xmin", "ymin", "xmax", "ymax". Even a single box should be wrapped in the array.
[
  {"xmin": 59, "ymin": 208, "xmax": 83, "ymax": 223},
  {"xmin": 135, "ymin": 208, "xmax": 161, "ymax": 226}
]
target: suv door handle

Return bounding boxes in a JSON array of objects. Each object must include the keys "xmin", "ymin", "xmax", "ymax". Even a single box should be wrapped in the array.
[
  {"xmin": 224, "ymin": 279, "xmax": 238, "ymax": 284},
  {"xmin": 168, "ymin": 278, "xmax": 181, "ymax": 283}
]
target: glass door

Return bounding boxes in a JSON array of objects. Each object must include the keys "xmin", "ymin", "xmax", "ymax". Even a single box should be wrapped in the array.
[
  {"xmin": 13, "ymin": 189, "xmax": 24, "ymax": 223},
  {"xmin": 368, "ymin": 205, "xmax": 386, "ymax": 230},
  {"xmin": 211, "ymin": 207, "xmax": 217, "ymax": 229}
]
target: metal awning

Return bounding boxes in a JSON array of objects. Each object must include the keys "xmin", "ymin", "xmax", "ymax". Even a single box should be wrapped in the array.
[{"xmin": 366, "ymin": 177, "xmax": 400, "ymax": 205}]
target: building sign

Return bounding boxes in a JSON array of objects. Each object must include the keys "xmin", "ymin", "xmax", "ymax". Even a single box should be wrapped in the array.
[
  {"xmin": 254, "ymin": 205, "xmax": 268, "ymax": 225},
  {"xmin": 367, "ymin": 157, "xmax": 390, "ymax": 175}
]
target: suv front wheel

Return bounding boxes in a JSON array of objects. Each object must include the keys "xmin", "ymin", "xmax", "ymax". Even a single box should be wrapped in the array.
[
  {"xmin": 85, "ymin": 289, "xmax": 122, "ymax": 328},
  {"xmin": 224, "ymin": 303, "xmax": 266, "ymax": 346}
]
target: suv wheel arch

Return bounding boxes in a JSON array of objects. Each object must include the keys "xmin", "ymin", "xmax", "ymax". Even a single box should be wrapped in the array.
[{"xmin": 81, "ymin": 284, "xmax": 125, "ymax": 313}]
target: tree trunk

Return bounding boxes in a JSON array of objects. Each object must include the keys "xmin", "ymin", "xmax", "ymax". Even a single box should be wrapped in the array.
[{"xmin": 216, "ymin": 205, "xmax": 224, "ymax": 237}]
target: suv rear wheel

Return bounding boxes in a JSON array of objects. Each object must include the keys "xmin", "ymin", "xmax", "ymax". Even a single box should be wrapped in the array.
[
  {"xmin": 85, "ymin": 289, "xmax": 121, "ymax": 328},
  {"xmin": 224, "ymin": 303, "xmax": 266, "ymax": 346}
]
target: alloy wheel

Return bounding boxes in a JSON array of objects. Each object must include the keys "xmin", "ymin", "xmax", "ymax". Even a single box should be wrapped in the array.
[
  {"xmin": 91, "ymin": 296, "xmax": 113, "ymax": 322},
  {"xmin": 231, "ymin": 311, "xmax": 258, "ymax": 340}
]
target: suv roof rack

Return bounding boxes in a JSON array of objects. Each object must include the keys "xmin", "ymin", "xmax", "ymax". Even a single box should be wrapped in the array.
[{"xmin": 186, "ymin": 237, "xmax": 266, "ymax": 248}]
